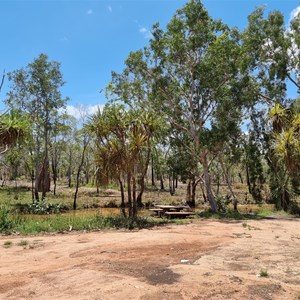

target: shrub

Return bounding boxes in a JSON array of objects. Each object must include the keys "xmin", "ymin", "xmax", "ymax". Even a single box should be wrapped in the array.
[
  {"xmin": 103, "ymin": 200, "xmax": 118, "ymax": 208},
  {"xmin": 27, "ymin": 201, "xmax": 64, "ymax": 214},
  {"xmin": 259, "ymin": 269, "xmax": 269, "ymax": 277},
  {"xmin": 99, "ymin": 215, "xmax": 156, "ymax": 229},
  {"xmin": 288, "ymin": 201, "xmax": 300, "ymax": 216},
  {"xmin": 0, "ymin": 204, "xmax": 14, "ymax": 231},
  {"xmin": 3, "ymin": 241, "xmax": 13, "ymax": 248},
  {"xmin": 215, "ymin": 195, "xmax": 228, "ymax": 213},
  {"xmin": 198, "ymin": 209, "xmax": 246, "ymax": 220},
  {"xmin": 17, "ymin": 240, "xmax": 28, "ymax": 247}
]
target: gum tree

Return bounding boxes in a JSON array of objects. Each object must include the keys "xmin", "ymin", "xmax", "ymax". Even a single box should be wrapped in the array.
[
  {"xmin": 6, "ymin": 54, "xmax": 68, "ymax": 201},
  {"xmin": 123, "ymin": 0, "xmax": 247, "ymax": 212},
  {"xmin": 243, "ymin": 7, "xmax": 300, "ymax": 210}
]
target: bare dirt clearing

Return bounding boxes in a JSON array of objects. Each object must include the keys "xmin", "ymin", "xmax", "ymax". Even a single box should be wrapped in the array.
[{"xmin": 0, "ymin": 218, "xmax": 300, "ymax": 300}]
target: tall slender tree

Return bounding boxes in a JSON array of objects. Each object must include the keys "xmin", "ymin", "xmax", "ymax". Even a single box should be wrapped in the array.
[
  {"xmin": 6, "ymin": 53, "xmax": 68, "ymax": 201},
  {"xmin": 242, "ymin": 7, "xmax": 300, "ymax": 210},
  {"xmin": 120, "ymin": 0, "xmax": 248, "ymax": 212}
]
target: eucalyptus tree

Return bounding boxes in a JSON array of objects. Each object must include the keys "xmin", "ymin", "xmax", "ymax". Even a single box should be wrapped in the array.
[
  {"xmin": 243, "ymin": 8, "xmax": 300, "ymax": 209},
  {"xmin": 243, "ymin": 7, "xmax": 300, "ymax": 103},
  {"xmin": 122, "ymin": 0, "xmax": 247, "ymax": 212},
  {"xmin": 244, "ymin": 130, "xmax": 265, "ymax": 203},
  {"xmin": 168, "ymin": 142, "xmax": 201, "ymax": 206},
  {"xmin": 6, "ymin": 54, "xmax": 68, "ymax": 201},
  {"xmin": 213, "ymin": 132, "xmax": 244, "ymax": 200},
  {"xmin": 56, "ymin": 114, "xmax": 78, "ymax": 188},
  {"xmin": 152, "ymin": 144, "xmax": 170, "ymax": 191},
  {"xmin": 73, "ymin": 127, "xmax": 90, "ymax": 210},
  {"xmin": 162, "ymin": 123, "xmax": 202, "ymax": 205},
  {"xmin": 70, "ymin": 107, "xmax": 92, "ymax": 210},
  {"xmin": 50, "ymin": 112, "xmax": 73, "ymax": 195}
]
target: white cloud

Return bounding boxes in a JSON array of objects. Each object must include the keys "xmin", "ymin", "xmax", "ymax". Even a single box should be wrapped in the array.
[
  {"xmin": 108, "ymin": 5, "xmax": 112, "ymax": 12},
  {"xmin": 139, "ymin": 27, "xmax": 147, "ymax": 33},
  {"xmin": 87, "ymin": 9, "xmax": 93, "ymax": 15},
  {"xmin": 138, "ymin": 26, "xmax": 152, "ymax": 39},
  {"xmin": 61, "ymin": 104, "xmax": 104, "ymax": 119},
  {"xmin": 290, "ymin": 6, "xmax": 300, "ymax": 21},
  {"xmin": 287, "ymin": 6, "xmax": 300, "ymax": 75}
]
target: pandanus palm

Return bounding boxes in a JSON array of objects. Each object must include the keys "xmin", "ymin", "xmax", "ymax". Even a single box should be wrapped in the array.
[
  {"xmin": 268, "ymin": 104, "xmax": 300, "ymax": 210},
  {"xmin": 89, "ymin": 104, "xmax": 160, "ymax": 218},
  {"xmin": 269, "ymin": 103, "xmax": 289, "ymax": 133},
  {"xmin": 0, "ymin": 110, "xmax": 27, "ymax": 154},
  {"xmin": 270, "ymin": 107, "xmax": 300, "ymax": 174}
]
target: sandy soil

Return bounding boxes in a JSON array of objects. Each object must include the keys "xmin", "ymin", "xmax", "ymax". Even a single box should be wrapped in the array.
[{"xmin": 0, "ymin": 218, "xmax": 300, "ymax": 300}]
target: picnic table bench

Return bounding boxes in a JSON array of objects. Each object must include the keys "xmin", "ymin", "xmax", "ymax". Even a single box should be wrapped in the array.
[
  {"xmin": 155, "ymin": 205, "xmax": 190, "ymax": 211},
  {"xmin": 164, "ymin": 211, "xmax": 194, "ymax": 219},
  {"xmin": 149, "ymin": 208, "xmax": 164, "ymax": 217},
  {"xmin": 150, "ymin": 204, "xmax": 193, "ymax": 218}
]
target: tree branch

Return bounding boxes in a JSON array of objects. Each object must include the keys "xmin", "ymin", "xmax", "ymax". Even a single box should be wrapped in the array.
[
  {"xmin": 287, "ymin": 73, "xmax": 300, "ymax": 90},
  {"xmin": 0, "ymin": 145, "xmax": 9, "ymax": 155},
  {"xmin": 0, "ymin": 70, "xmax": 5, "ymax": 93},
  {"xmin": 258, "ymin": 93, "xmax": 273, "ymax": 104}
]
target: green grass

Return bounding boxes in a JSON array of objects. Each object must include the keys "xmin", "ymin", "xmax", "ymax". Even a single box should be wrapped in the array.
[
  {"xmin": 17, "ymin": 240, "xmax": 29, "ymax": 247},
  {"xmin": 255, "ymin": 208, "xmax": 275, "ymax": 217},
  {"xmin": 0, "ymin": 182, "xmax": 297, "ymax": 235},
  {"xmin": 197, "ymin": 205, "xmax": 294, "ymax": 220},
  {"xmin": 198, "ymin": 209, "xmax": 250, "ymax": 220},
  {"xmin": 259, "ymin": 269, "xmax": 269, "ymax": 277},
  {"xmin": 3, "ymin": 240, "xmax": 13, "ymax": 248},
  {"xmin": 0, "ymin": 203, "xmax": 15, "ymax": 232},
  {"xmin": 0, "ymin": 211, "xmax": 169, "ymax": 235},
  {"xmin": 0, "ymin": 185, "xmax": 104, "ymax": 211}
]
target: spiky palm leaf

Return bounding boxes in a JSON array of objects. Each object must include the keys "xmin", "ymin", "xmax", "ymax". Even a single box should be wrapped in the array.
[
  {"xmin": 268, "ymin": 103, "xmax": 289, "ymax": 133},
  {"xmin": 0, "ymin": 110, "xmax": 28, "ymax": 150}
]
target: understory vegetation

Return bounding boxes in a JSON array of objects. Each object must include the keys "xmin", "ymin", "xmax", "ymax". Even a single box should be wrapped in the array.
[
  {"xmin": 0, "ymin": 181, "xmax": 295, "ymax": 234},
  {"xmin": 1, "ymin": 0, "xmax": 300, "ymax": 232},
  {"xmin": 0, "ymin": 203, "xmax": 164, "ymax": 235}
]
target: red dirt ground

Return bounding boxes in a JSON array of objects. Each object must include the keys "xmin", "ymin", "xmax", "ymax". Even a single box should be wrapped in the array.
[{"xmin": 0, "ymin": 218, "xmax": 300, "ymax": 299}]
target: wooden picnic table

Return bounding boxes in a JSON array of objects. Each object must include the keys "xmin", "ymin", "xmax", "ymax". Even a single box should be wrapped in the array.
[
  {"xmin": 150, "ymin": 204, "xmax": 193, "ymax": 218},
  {"xmin": 154, "ymin": 205, "xmax": 190, "ymax": 211},
  {"xmin": 149, "ymin": 208, "xmax": 164, "ymax": 217},
  {"xmin": 164, "ymin": 211, "xmax": 194, "ymax": 219}
]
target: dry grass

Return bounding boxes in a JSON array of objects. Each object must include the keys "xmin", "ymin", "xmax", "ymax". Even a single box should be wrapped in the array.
[{"xmin": 0, "ymin": 179, "xmax": 295, "ymax": 214}]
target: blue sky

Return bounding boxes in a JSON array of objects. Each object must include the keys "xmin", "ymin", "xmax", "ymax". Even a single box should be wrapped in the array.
[{"xmin": 0, "ymin": 0, "xmax": 299, "ymax": 117}]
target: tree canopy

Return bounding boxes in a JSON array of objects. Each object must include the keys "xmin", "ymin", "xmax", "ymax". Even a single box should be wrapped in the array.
[{"xmin": 1, "ymin": 0, "xmax": 300, "ymax": 215}]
